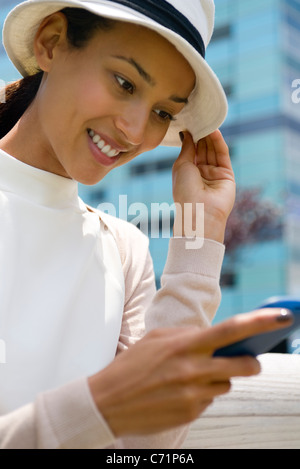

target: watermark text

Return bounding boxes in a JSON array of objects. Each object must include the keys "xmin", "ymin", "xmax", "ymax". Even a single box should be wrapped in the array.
[
  {"xmin": 291, "ymin": 338, "xmax": 300, "ymax": 355},
  {"xmin": 98, "ymin": 195, "xmax": 204, "ymax": 249},
  {"xmin": 291, "ymin": 79, "xmax": 300, "ymax": 104}
]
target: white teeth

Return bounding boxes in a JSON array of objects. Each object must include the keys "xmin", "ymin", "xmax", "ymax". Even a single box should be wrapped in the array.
[
  {"xmin": 102, "ymin": 145, "xmax": 111, "ymax": 153},
  {"xmin": 107, "ymin": 149, "xmax": 119, "ymax": 157},
  {"xmin": 89, "ymin": 130, "xmax": 120, "ymax": 158},
  {"xmin": 92, "ymin": 134, "xmax": 100, "ymax": 144},
  {"xmin": 97, "ymin": 140, "xmax": 105, "ymax": 150}
]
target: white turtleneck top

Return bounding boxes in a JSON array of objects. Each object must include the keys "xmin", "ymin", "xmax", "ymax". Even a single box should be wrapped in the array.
[
  {"xmin": 0, "ymin": 148, "xmax": 125, "ymax": 413},
  {"xmin": 0, "ymin": 148, "xmax": 226, "ymax": 449}
]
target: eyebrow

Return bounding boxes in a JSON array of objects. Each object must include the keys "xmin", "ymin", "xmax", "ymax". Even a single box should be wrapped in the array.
[
  {"xmin": 112, "ymin": 55, "xmax": 189, "ymax": 105},
  {"xmin": 169, "ymin": 95, "xmax": 189, "ymax": 105},
  {"xmin": 113, "ymin": 55, "xmax": 156, "ymax": 86}
]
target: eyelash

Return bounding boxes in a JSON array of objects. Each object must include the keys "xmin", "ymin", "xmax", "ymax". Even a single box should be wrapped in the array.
[
  {"xmin": 154, "ymin": 110, "xmax": 176, "ymax": 122},
  {"xmin": 115, "ymin": 75, "xmax": 176, "ymax": 123},
  {"xmin": 115, "ymin": 75, "xmax": 135, "ymax": 94}
]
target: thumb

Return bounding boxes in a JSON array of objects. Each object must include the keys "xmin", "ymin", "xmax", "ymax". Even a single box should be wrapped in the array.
[{"xmin": 177, "ymin": 131, "xmax": 196, "ymax": 165}]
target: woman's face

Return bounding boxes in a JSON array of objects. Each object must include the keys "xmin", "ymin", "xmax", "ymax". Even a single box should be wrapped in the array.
[{"xmin": 32, "ymin": 17, "xmax": 196, "ymax": 184}]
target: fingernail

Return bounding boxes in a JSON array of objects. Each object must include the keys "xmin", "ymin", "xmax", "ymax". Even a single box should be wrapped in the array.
[
  {"xmin": 179, "ymin": 131, "xmax": 184, "ymax": 142},
  {"xmin": 276, "ymin": 309, "xmax": 294, "ymax": 323}
]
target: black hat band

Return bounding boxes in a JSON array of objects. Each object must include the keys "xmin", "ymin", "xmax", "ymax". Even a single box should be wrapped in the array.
[{"xmin": 105, "ymin": 0, "xmax": 206, "ymax": 58}]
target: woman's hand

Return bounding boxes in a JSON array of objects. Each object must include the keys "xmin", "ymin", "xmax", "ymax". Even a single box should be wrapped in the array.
[
  {"xmin": 172, "ymin": 130, "xmax": 236, "ymax": 243},
  {"xmin": 88, "ymin": 308, "xmax": 293, "ymax": 438}
]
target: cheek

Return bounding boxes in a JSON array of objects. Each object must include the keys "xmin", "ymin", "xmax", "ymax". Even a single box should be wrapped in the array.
[
  {"xmin": 76, "ymin": 76, "xmax": 115, "ymax": 119},
  {"xmin": 144, "ymin": 125, "xmax": 169, "ymax": 151},
  {"xmin": 47, "ymin": 72, "xmax": 112, "ymax": 124}
]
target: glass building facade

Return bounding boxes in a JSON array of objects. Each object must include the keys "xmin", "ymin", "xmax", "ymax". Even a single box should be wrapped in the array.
[
  {"xmin": 208, "ymin": 0, "xmax": 300, "ymax": 345},
  {"xmin": 1, "ymin": 0, "xmax": 300, "ymax": 349}
]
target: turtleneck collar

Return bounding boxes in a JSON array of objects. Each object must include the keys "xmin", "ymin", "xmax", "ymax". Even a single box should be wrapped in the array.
[{"xmin": 0, "ymin": 149, "xmax": 82, "ymax": 210}]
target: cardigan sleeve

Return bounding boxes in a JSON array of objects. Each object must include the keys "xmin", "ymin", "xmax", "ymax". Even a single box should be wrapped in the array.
[
  {"xmin": 102, "ymin": 214, "xmax": 225, "ymax": 351},
  {"xmin": 0, "ymin": 378, "xmax": 116, "ymax": 449},
  {"xmin": 100, "ymin": 215, "xmax": 225, "ymax": 449}
]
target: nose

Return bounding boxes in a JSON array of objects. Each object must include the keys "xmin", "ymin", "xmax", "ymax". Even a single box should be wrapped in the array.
[{"xmin": 114, "ymin": 102, "xmax": 150, "ymax": 146}]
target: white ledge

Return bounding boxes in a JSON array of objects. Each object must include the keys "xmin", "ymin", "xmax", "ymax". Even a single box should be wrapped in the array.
[{"xmin": 183, "ymin": 353, "xmax": 300, "ymax": 449}]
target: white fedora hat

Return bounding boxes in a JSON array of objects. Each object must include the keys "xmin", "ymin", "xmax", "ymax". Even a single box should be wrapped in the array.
[{"xmin": 2, "ymin": 0, "xmax": 228, "ymax": 147}]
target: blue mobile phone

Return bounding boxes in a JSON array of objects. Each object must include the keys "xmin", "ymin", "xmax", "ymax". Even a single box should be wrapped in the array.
[{"xmin": 213, "ymin": 296, "xmax": 300, "ymax": 357}]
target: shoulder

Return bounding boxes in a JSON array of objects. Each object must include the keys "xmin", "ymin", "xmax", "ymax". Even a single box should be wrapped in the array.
[
  {"xmin": 95, "ymin": 209, "xmax": 150, "ymax": 266},
  {"xmin": 95, "ymin": 210, "xmax": 156, "ymax": 302},
  {"xmin": 97, "ymin": 209, "xmax": 149, "ymax": 245}
]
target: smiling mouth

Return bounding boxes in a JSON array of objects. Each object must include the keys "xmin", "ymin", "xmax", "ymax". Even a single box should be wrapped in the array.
[{"xmin": 88, "ymin": 129, "xmax": 121, "ymax": 158}]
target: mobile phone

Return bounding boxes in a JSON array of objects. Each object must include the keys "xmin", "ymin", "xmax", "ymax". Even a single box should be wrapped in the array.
[{"xmin": 213, "ymin": 296, "xmax": 300, "ymax": 357}]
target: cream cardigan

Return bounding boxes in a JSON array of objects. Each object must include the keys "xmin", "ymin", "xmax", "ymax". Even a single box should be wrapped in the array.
[{"xmin": 0, "ymin": 149, "xmax": 225, "ymax": 449}]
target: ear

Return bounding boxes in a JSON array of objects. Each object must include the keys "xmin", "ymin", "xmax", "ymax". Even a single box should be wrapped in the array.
[{"xmin": 33, "ymin": 13, "xmax": 68, "ymax": 72}]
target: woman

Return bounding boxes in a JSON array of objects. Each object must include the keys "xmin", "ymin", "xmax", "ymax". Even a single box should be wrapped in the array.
[{"xmin": 0, "ymin": 0, "xmax": 293, "ymax": 449}]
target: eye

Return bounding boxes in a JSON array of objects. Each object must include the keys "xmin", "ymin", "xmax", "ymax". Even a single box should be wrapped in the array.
[
  {"xmin": 115, "ymin": 75, "xmax": 135, "ymax": 94},
  {"xmin": 154, "ymin": 109, "xmax": 176, "ymax": 122}
]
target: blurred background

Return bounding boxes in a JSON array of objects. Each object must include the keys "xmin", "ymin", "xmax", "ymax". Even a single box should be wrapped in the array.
[{"xmin": 1, "ymin": 0, "xmax": 300, "ymax": 352}]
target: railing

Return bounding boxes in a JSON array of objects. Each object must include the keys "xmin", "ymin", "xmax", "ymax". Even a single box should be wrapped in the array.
[{"xmin": 183, "ymin": 353, "xmax": 300, "ymax": 449}]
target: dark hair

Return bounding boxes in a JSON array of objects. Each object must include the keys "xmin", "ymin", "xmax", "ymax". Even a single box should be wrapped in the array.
[{"xmin": 0, "ymin": 8, "xmax": 115, "ymax": 139}]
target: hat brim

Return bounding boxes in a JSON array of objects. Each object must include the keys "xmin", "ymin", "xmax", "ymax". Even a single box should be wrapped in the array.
[{"xmin": 2, "ymin": 0, "xmax": 228, "ymax": 147}]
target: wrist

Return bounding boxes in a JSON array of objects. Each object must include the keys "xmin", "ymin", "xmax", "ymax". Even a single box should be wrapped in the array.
[
  {"xmin": 204, "ymin": 219, "xmax": 226, "ymax": 244},
  {"xmin": 88, "ymin": 373, "xmax": 122, "ymax": 438},
  {"xmin": 173, "ymin": 209, "xmax": 227, "ymax": 244}
]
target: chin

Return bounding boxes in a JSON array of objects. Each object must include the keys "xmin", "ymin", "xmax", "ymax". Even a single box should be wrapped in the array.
[
  {"xmin": 76, "ymin": 175, "xmax": 105, "ymax": 186},
  {"xmin": 71, "ymin": 172, "xmax": 105, "ymax": 186}
]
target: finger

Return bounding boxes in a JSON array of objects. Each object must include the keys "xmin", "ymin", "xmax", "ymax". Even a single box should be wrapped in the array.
[
  {"xmin": 196, "ymin": 130, "xmax": 229, "ymax": 168},
  {"xmin": 214, "ymin": 356, "xmax": 261, "ymax": 378},
  {"xmin": 175, "ymin": 382, "xmax": 231, "ymax": 421},
  {"xmin": 187, "ymin": 381, "xmax": 232, "ymax": 403},
  {"xmin": 179, "ymin": 353, "xmax": 260, "ymax": 386},
  {"xmin": 197, "ymin": 356, "xmax": 261, "ymax": 382},
  {"xmin": 207, "ymin": 130, "xmax": 233, "ymax": 170},
  {"xmin": 204, "ymin": 134, "xmax": 218, "ymax": 166},
  {"xmin": 195, "ymin": 137, "xmax": 207, "ymax": 166},
  {"xmin": 190, "ymin": 308, "xmax": 294, "ymax": 353},
  {"xmin": 203, "ymin": 380, "xmax": 232, "ymax": 398},
  {"xmin": 176, "ymin": 131, "xmax": 196, "ymax": 165}
]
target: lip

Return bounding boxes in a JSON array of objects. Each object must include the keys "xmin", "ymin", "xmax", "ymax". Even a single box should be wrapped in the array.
[
  {"xmin": 87, "ymin": 130, "xmax": 123, "ymax": 167},
  {"xmin": 90, "ymin": 129, "xmax": 129, "ymax": 153}
]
